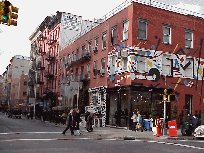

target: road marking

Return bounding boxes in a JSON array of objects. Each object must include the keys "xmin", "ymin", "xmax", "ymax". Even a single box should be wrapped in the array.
[
  {"xmin": 148, "ymin": 141, "xmax": 157, "ymax": 143},
  {"xmin": 0, "ymin": 132, "xmax": 62, "ymax": 135}
]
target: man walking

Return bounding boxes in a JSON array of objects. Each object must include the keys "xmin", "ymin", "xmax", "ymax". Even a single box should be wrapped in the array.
[
  {"xmin": 74, "ymin": 109, "xmax": 83, "ymax": 135},
  {"xmin": 62, "ymin": 109, "xmax": 75, "ymax": 136}
]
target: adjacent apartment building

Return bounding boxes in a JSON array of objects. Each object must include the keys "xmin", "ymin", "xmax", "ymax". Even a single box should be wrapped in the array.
[{"xmin": 58, "ymin": 0, "xmax": 204, "ymax": 128}]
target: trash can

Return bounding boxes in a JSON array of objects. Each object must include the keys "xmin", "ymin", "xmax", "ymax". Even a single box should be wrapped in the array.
[
  {"xmin": 181, "ymin": 121, "xmax": 193, "ymax": 136},
  {"xmin": 143, "ymin": 119, "xmax": 150, "ymax": 131}
]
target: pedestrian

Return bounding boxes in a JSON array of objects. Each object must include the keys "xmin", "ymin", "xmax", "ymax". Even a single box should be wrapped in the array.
[
  {"xmin": 74, "ymin": 109, "xmax": 83, "ymax": 135},
  {"xmin": 62, "ymin": 109, "xmax": 75, "ymax": 136},
  {"xmin": 85, "ymin": 111, "xmax": 90, "ymax": 127},
  {"xmin": 86, "ymin": 113, "xmax": 94, "ymax": 132},
  {"xmin": 137, "ymin": 111, "xmax": 143, "ymax": 132},
  {"xmin": 131, "ymin": 111, "xmax": 137, "ymax": 132}
]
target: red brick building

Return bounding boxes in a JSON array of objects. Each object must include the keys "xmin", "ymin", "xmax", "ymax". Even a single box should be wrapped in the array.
[{"xmin": 60, "ymin": 0, "xmax": 204, "ymax": 128}]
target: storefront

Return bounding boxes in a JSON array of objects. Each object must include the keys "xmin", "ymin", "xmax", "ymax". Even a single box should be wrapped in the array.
[{"xmin": 106, "ymin": 85, "xmax": 171, "ymax": 129}]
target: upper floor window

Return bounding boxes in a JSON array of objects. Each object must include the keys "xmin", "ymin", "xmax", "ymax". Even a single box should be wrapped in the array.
[
  {"xmin": 82, "ymin": 45, "xmax": 85, "ymax": 57},
  {"xmin": 110, "ymin": 55, "xmax": 116, "ymax": 74},
  {"xmin": 87, "ymin": 64, "xmax": 90, "ymax": 78},
  {"xmin": 122, "ymin": 57, "xmax": 128, "ymax": 71},
  {"xmin": 95, "ymin": 37, "xmax": 99, "ymax": 46},
  {"xmin": 162, "ymin": 24, "xmax": 172, "ymax": 45},
  {"xmin": 162, "ymin": 54, "xmax": 171, "ymax": 76},
  {"xmin": 102, "ymin": 33, "xmax": 106, "ymax": 48},
  {"xmin": 24, "ymin": 81, "xmax": 27, "ymax": 86},
  {"xmin": 185, "ymin": 28, "xmax": 194, "ymax": 49},
  {"xmin": 111, "ymin": 26, "xmax": 117, "ymax": 46},
  {"xmin": 88, "ymin": 40, "xmax": 92, "ymax": 52},
  {"xmin": 63, "ymin": 56, "xmax": 66, "ymax": 66},
  {"xmin": 71, "ymin": 52, "xmax": 74, "ymax": 61},
  {"xmin": 101, "ymin": 58, "xmax": 105, "ymax": 70},
  {"xmin": 94, "ymin": 61, "xmax": 98, "ymax": 76},
  {"xmin": 123, "ymin": 20, "xmax": 129, "ymax": 41},
  {"xmin": 76, "ymin": 49, "xmax": 79, "ymax": 60},
  {"xmin": 184, "ymin": 58, "xmax": 193, "ymax": 78},
  {"xmin": 138, "ymin": 18, "xmax": 149, "ymax": 40}
]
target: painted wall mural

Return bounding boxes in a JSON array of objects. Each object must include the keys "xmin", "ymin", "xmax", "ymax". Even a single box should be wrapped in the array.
[{"xmin": 107, "ymin": 43, "xmax": 204, "ymax": 102}]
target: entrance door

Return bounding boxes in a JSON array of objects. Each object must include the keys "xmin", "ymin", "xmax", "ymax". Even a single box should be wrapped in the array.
[{"xmin": 185, "ymin": 94, "xmax": 193, "ymax": 118}]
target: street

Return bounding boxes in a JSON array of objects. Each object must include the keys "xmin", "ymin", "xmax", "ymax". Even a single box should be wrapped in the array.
[{"xmin": 0, "ymin": 113, "xmax": 204, "ymax": 153}]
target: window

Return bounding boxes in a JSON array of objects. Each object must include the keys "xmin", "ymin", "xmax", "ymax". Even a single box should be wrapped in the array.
[
  {"xmin": 63, "ymin": 56, "xmax": 66, "ymax": 66},
  {"xmin": 102, "ymin": 33, "xmax": 106, "ymax": 48},
  {"xmin": 138, "ymin": 18, "xmax": 149, "ymax": 40},
  {"xmin": 80, "ymin": 66, "xmax": 84, "ymax": 79},
  {"xmin": 111, "ymin": 55, "xmax": 116, "ymax": 74},
  {"xmin": 22, "ymin": 71, "xmax": 24, "ymax": 75},
  {"xmin": 123, "ymin": 20, "xmax": 129, "ymax": 40},
  {"xmin": 95, "ymin": 37, "xmax": 99, "ymax": 46},
  {"xmin": 88, "ymin": 40, "xmax": 92, "ymax": 52},
  {"xmin": 162, "ymin": 24, "xmax": 172, "ymax": 44},
  {"xmin": 162, "ymin": 54, "xmax": 171, "ymax": 76},
  {"xmin": 24, "ymin": 81, "xmax": 27, "ymax": 86},
  {"xmin": 76, "ymin": 49, "xmax": 79, "ymax": 60},
  {"xmin": 23, "ymin": 92, "xmax": 27, "ymax": 96},
  {"xmin": 75, "ymin": 68, "xmax": 78, "ymax": 82},
  {"xmin": 67, "ymin": 54, "xmax": 69, "ymax": 64},
  {"xmin": 94, "ymin": 61, "xmax": 98, "ymax": 76},
  {"xmin": 71, "ymin": 52, "xmax": 74, "ymax": 61},
  {"xmin": 122, "ymin": 57, "xmax": 128, "ymax": 71},
  {"xmin": 87, "ymin": 64, "xmax": 90, "ymax": 78},
  {"xmin": 185, "ymin": 28, "xmax": 194, "ymax": 48},
  {"xmin": 101, "ymin": 58, "xmax": 105, "ymax": 70},
  {"xmin": 184, "ymin": 58, "xmax": 193, "ymax": 78},
  {"xmin": 59, "ymin": 59, "xmax": 62, "ymax": 69},
  {"xmin": 82, "ymin": 45, "xmax": 85, "ymax": 57},
  {"xmin": 111, "ymin": 26, "xmax": 117, "ymax": 46},
  {"xmin": 137, "ymin": 55, "xmax": 146, "ymax": 73}
]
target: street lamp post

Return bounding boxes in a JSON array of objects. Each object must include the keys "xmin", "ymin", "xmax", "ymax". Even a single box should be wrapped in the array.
[{"xmin": 163, "ymin": 89, "xmax": 167, "ymax": 136}]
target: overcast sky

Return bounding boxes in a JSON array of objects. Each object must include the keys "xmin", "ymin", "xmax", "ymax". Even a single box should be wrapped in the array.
[{"xmin": 0, "ymin": 0, "xmax": 204, "ymax": 75}]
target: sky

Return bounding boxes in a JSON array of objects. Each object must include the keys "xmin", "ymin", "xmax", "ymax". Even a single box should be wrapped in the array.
[{"xmin": 0, "ymin": 0, "xmax": 204, "ymax": 75}]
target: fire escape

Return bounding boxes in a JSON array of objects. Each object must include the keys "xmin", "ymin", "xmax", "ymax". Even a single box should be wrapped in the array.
[
  {"xmin": 43, "ymin": 37, "xmax": 57, "ymax": 107},
  {"xmin": 35, "ymin": 34, "xmax": 47, "ymax": 101}
]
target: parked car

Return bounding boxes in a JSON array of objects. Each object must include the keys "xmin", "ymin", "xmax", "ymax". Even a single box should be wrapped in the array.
[
  {"xmin": 8, "ymin": 108, "xmax": 22, "ymax": 119},
  {"xmin": 194, "ymin": 125, "xmax": 204, "ymax": 139}
]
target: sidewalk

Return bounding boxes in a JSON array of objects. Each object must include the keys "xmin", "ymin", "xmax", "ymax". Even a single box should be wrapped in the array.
[{"xmin": 40, "ymin": 119, "xmax": 196, "ymax": 141}]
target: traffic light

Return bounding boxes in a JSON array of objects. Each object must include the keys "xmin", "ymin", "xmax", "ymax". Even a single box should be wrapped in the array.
[
  {"xmin": 7, "ymin": 3, "xmax": 18, "ymax": 26},
  {"xmin": 0, "ymin": 1, "xmax": 18, "ymax": 26},
  {"xmin": 168, "ymin": 95, "xmax": 175, "ymax": 101}
]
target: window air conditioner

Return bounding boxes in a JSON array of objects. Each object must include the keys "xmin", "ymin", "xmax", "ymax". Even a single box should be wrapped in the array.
[
  {"xmin": 121, "ymin": 50, "xmax": 128, "ymax": 57},
  {"xmin": 93, "ymin": 46, "xmax": 98, "ymax": 52},
  {"xmin": 100, "ymin": 69, "xmax": 105, "ymax": 74}
]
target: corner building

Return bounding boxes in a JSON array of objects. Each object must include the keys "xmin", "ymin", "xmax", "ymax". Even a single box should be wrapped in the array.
[{"xmin": 59, "ymin": 0, "xmax": 204, "ymax": 128}]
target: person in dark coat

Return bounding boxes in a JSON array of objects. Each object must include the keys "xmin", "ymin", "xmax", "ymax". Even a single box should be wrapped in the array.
[
  {"xmin": 85, "ymin": 111, "xmax": 90, "ymax": 127},
  {"xmin": 74, "ymin": 109, "xmax": 83, "ymax": 135},
  {"xmin": 86, "ymin": 113, "xmax": 94, "ymax": 132},
  {"xmin": 62, "ymin": 109, "xmax": 75, "ymax": 136}
]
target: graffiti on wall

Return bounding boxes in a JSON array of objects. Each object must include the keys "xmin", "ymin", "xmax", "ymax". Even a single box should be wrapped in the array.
[{"xmin": 87, "ymin": 86, "xmax": 107, "ymax": 127}]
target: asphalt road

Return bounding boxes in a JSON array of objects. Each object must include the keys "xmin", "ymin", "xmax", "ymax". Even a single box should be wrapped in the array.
[{"xmin": 0, "ymin": 112, "xmax": 204, "ymax": 153}]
